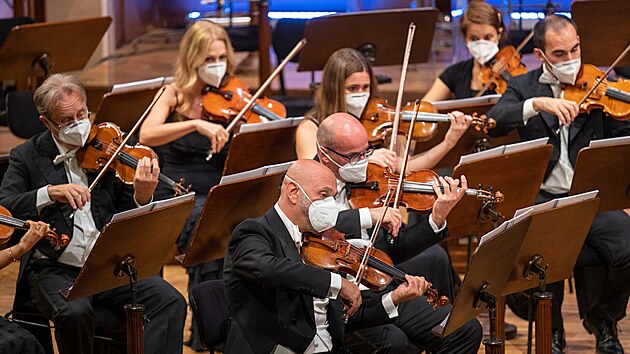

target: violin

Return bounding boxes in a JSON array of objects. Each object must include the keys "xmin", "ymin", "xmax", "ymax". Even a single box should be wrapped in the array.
[
  {"xmin": 360, "ymin": 98, "xmax": 495, "ymax": 144},
  {"xmin": 77, "ymin": 122, "xmax": 190, "ymax": 196},
  {"xmin": 477, "ymin": 45, "xmax": 528, "ymax": 96},
  {"xmin": 202, "ymin": 76, "xmax": 286, "ymax": 125},
  {"xmin": 0, "ymin": 205, "xmax": 70, "ymax": 248},
  {"xmin": 348, "ymin": 164, "xmax": 503, "ymax": 213},
  {"xmin": 300, "ymin": 228, "xmax": 448, "ymax": 309},
  {"xmin": 562, "ymin": 64, "xmax": 630, "ymax": 120}
]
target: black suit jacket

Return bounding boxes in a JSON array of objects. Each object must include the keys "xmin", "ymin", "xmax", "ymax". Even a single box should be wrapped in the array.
[
  {"xmin": 0, "ymin": 131, "xmax": 136, "ymax": 302},
  {"xmin": 335, "ymin": 204, "xmax": 446, "ymax": 264},
  {"xmin": 223, "ymin": 208, "xmax": 392, "ymax": 354},
  {"xmin": 487, "ymin": 67, "xmax": 630, "ymax": 180}
]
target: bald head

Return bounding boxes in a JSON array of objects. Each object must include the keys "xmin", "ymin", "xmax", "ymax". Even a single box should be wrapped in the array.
[
  {"xmin": 317, "ymin": 112, "xmax": 368, "ymax": 151},
  {"xmin": 279, "ymin": 160, "xmax": 337, "ymax": 231}
]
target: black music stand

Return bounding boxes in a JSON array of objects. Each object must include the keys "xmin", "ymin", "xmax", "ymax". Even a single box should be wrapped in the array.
[
  {"xmin": 179, "ymin": 167, "xmax": 290, "ymax": 267},
  {"xmin": 571, "ymin": 0, "xmax": 630, "ymax": 67},
  {"xmin": 222, "ymin": 120, "xmax": 300, "ymax": 175},
  {"xmin": 59, "ymin": 197, "xmax": 195, "ymax": 354},
  {"xmin": 433, "ymin": 214, "xmax": 532, "ymax": 354},
  {"xmin": 0, "ymin": 17, "xmax": 112, "ymax": 80},
  {"xmin": 298, "ymin": 8, "xmax": 438, "ymax": 72},
  {"xmin": 502, "ymin": 196, "xmax": 600, "ymax": 354},
  {"xmin": 569, "ymin": 137, "xmax": 630, "ymax": 211}
]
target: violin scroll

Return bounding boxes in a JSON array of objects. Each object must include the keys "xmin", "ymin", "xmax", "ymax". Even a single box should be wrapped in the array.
[
  {"xmin": 470, "ymin": 113, "xmax": 496, "ymax": 133},
  {"xmin": 424, "ymin": 286, "xmax": 449, "ymax": 309}
]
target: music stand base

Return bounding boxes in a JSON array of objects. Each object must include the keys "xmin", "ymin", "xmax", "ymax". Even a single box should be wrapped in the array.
[
  {"xmin": 534, "ymin": 291, "xmax": 553, "ymax": 354},
  {"xmin": 125, "ymin": 304, "xmax": 145, "ymax": 354}
]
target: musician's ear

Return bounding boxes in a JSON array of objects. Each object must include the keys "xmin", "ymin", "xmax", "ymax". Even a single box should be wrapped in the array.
[{"xmin": 533, "ymin": 48, "xmax": 545, "ymax": 63}]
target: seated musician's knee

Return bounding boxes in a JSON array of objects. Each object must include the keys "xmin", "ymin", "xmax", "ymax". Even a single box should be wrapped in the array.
[{"xmin": 53, "ymin": 301, "xmax": 94, "ymax": 329}]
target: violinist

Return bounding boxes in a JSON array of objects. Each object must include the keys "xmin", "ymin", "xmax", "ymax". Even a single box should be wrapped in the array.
[
  {"xmin": 223, "ymin": 159, "xmax": 433, "ymax": 354},
  {"xmin": 296, "ymin": 47, "xmax": 472, "ymax": 174},
  {"xmin": 487, "ymin": 15, "xmax": 630, "ymax": 354},
  {"xmin": 0, "ymin": 74, "xmax": 187, "ymax": 354},
  {"xmin": 423, "ymin": 0, "xmax": 514, "ymax": 101},
  {"xmin": 0, "ymin": 220, "xmax": 48, "ymax": 354},
  {"xmin": 315, "ymin": 113, "xmax": 482, "ymax": 353}
]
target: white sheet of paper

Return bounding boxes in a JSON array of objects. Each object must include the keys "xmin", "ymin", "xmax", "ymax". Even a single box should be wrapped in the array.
[
  {"xmin": 238, "ymin": 116, "xmax": 304, "ymax": 133},
  {"xmin": 219, "ymin": 161, "xmax": 294, "ymax": 185},
  {"xmin": 431, "ymin": 94, "xmax": 502, "ymax": 110},
  {"xmin": 588, "ymin": 136, "xmax": 630, "ymax": 148}
]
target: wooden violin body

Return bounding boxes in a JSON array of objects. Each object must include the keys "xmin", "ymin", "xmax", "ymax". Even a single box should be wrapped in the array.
[
  {"xmin": 77, "ymin": 122, "xmax": 190, "ymax": 196},
  {"xmin": 562, "ymin": 64, "xmax": 630, "ymax": 120},
  {"xmin": 301, "ymin": 228, "xmax": 448, "ymax": 308},
  {"xmin": 360, "ymin": 98, "xmax": 495, "ymax": 145},
  {"xmin": 0, "ymin": 205, "xmax": 69, "ymax": 248},
  {"xmin": 348, "ymin": 164, "xmax": 503, "ymax": 213},
  {"xmin": 478, "ymin": 45, "xmax": 528, "ymax": 95},
  {"xmin": 202, "ymin": 76, "xmax": 287, "ymax": 124}
]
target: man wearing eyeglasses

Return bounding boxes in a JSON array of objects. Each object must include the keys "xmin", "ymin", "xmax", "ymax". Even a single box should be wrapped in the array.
[
  {"xmin": 0, "ymin": 74, "xmax": 187, "ymax": 354},
  {"xmin": 315, "ymin": 113, "xmax": 482, "ymax": 353}
]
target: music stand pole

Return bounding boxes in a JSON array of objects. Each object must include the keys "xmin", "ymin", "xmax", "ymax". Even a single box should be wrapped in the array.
[
  {"xmin": 474, "ymin": 283, "xmax": 504, "ymax": 354},
  {"xmin": 522, "ymin": 254, "xmax": 553, "ymax": 354},
  {"xmin": 116, "ymin": 255, "xmax": 144, "ymax": 354}
]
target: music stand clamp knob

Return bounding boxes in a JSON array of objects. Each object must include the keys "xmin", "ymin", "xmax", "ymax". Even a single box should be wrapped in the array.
[
  {"xmin": 522, "ymin": 254, "xmax": 549, "ymax": 291},
  {"xmin": 473, "ymin": 282, "xmax": 504, "ymax": 349}
]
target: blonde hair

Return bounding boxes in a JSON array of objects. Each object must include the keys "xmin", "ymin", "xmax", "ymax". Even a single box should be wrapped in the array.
[
  {"xmin": 307, "ymin": 48, "xmax": 377, "ymax": 124},
  {"xmin": 174, "ymin": 20, "xmax": 236, "ymax": 113},
  {"xmin": 460, "ymin": 0, "xmax": 506, "ymax": 41}
]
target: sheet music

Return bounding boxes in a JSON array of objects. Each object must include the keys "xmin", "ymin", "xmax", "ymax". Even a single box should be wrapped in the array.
[
  {"xmin": 513, "ymin": 190, "xmax": 599, "ymax": 217},
  {"xmin": 588, "ymin": 136, "xmax": 630, "ymax": 148},
  {"xmin": 431, "ymin": 94, "xmax": 502, "ymax": 110},
  {"xmin": 219, "ymin": 161, "xmax": 294, "ymax": 185},
  {"xmin": 477, "ymin": 208, "xmax": 532, "ymax": 249},
  {"xmin": 238, "ymin": 116, "xmax": 304, "ymax": 133},
  {"xmin": 459, "ymin": 137, "xmax": 549, "ymax": 164},
  {"xmin": 110, "ymin": 193, "xmax": 195, "ymax": 222},
  {"xmin": 111, "ymin": 76, "xmax": 173, "ymax": 93}
]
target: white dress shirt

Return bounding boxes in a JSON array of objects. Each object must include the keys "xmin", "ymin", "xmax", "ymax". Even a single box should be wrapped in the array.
[
  {"xmin": 35, "ymin": 138, "xmax": 100, "ymax": 267},
  {"xmin": 522, "ymin": 65, "xmax": 574, "ymax": 194}
]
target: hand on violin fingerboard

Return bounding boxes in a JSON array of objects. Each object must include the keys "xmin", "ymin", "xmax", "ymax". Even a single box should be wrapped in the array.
[
  {"xmin": 532, "ymin": 97, "xmax": 579, "ymax": 125},
  {"xmin": 47, "ymin": 184, "xmax": 91, "ymax": 210},
  {"xmin": 133, "ymin": 157, "xmax": 160, "ymax": 205},
  {"xmin": 369, "ymin": 207, "xmax": 402, "ymax": 237},
  {"xmin": 444, "ymin": 111, "xmax": 473, "ymax": 148},
  {"xmin": 430, "ymin": 175, "xmax": 468, "ymax": 227},
  {"xmin": 368, "ymin": 148, "xmax": 398, "ymax": 171},
  {"xmin": 16, "ymin": 221, "xmax": 50, "ymax": 255},
  {"xmin": 391, "ymin": 275, "xmax": 430, "ymax": 305}
]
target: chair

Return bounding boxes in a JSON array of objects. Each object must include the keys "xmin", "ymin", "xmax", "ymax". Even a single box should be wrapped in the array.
[
  {"xmin": 6, "ymin": 91, "xmax": 46, "ymax": 139},
  {"xmin": 189, "ymin": 279, "xmax": 229, "ymax": 353}
]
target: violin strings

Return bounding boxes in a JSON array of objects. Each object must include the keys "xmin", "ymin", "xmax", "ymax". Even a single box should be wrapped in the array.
[
  {"xmin": 92, "ymin": 139, "xmax": 183, "ymax": 191},
  {"xmin": 0, "ymin": 215, "xmax": 26, "ymax": 228},
  {"xmin": 345, "ymin": 243, "xmax": 407, "ymax": 280}
]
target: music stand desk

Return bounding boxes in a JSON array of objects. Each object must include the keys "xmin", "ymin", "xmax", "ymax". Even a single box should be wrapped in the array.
[
  {"xmin": 180, "ymin": 172, "xmax": 285, "ymax": 267},
  {"xmin": 298, "ymin": 8, "xmax": 438, "ymax": 72},
  {"xmin": 0, "ymin": 17, "xmax": 112, "ymax": 80},
  {"xmin": 447, "ymin": 145, "xmax": 552, "ymax": 240},
  {"xmin": 59, "ymin": 197, "xmax": 195, "ymax": 301},
  {"xmin": 569, "ymin": 141, "xmax": 630, "ymax": 212},
  {"xmin": 223, "ymin": 125, "xmax": 297, "ymax": 176},
  {"xmin": 572, "ymin": 0, "xmax": 630, "ymax": 67}
]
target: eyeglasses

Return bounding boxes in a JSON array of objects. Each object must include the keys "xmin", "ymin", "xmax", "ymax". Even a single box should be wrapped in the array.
[
  {"xmin": 47, "ymin": 111, "xmax": 91, "ymax": 131},
  {"xmin": 321, "ymin": 145, "xmax": 374, "ymax": 165}
]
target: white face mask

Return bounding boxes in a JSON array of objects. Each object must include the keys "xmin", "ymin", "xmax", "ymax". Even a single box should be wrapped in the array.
[
  {"xmin": 197, "ymin": 61, "xmax": 227, "ymax": 88},
  {"xmin": 467, "ymin": 40, "xmax": 499, "ymax": 66},
  {"xmin": 317, "ymin": 141, "xmax": 369, "ymax": 183},
  {"xmin": 56, "ymin": 119, "xmax": 91, "ymax": 147},
  {"xmin": 544, "ymin": 54, "xmax": 581, "ymax": 85},
  {"xmin": 286, "ymin": 176, "xmax": 339, "ymax": 232},
  {"xmin": 345, "ymin": 92, "xmax": 370, "ymax": 118}
]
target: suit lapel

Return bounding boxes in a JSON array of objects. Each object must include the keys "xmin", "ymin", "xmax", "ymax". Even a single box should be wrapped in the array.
[
  {"xmin": 35, "ymin": 132, "xmax": 73, "ymax": 232},
  {"xmin": 265, "ymin": 208, "xmax": 302, "ymax": 263}
]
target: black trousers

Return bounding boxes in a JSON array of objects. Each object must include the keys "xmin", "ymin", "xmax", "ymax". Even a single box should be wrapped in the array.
[
  {"xmin": 345, "ymin": 245, "xmax": 482, "ymax": 353},
  {"xmin": 536, "ymin": 192, "xmax": 630, "ymax": 331},
  {"xmin": 27, "ymin": 261, "xmax": 187, "ymax": 354}
]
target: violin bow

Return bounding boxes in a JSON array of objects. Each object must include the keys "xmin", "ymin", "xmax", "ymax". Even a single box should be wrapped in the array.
[
  {"xmin": 205, "ymin": 38, "xmax": 308, "ymax": 161},
  {"xmin": 389, "ymin": 23, "xmax": 416, "ymax": 152},
  {"xmin": 84, "ymin": 87, "xmax": 167, "ymax": 194},
  {"xmin": 573, "ymin": 43, "xmax": 630, "ymax": 108},
  {"xmin": 475, "ymin": 30, "xmax": 534, "ymax": 98}
]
